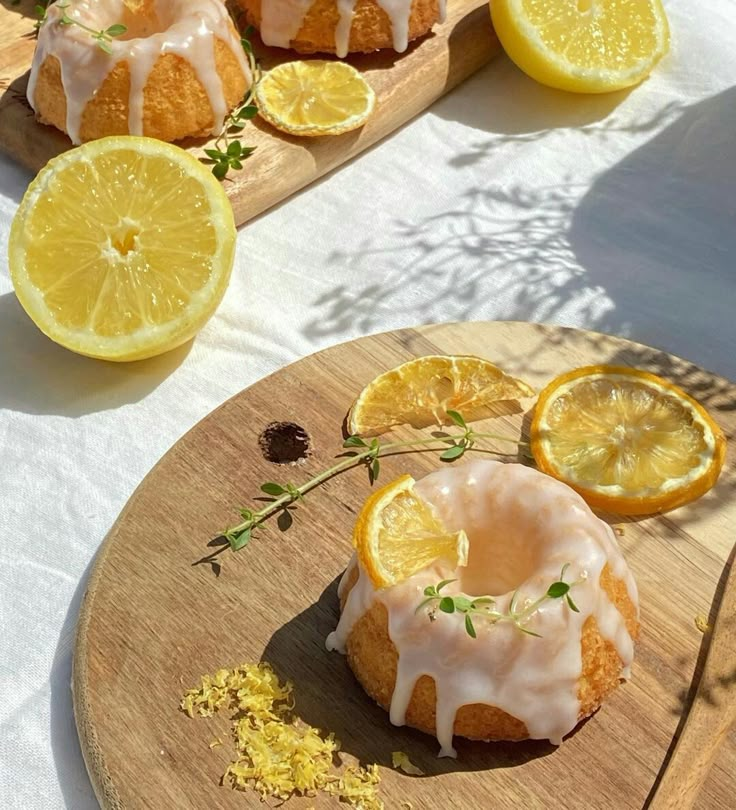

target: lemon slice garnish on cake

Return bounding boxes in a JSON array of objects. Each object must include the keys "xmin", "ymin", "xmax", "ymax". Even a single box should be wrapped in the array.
[
  {"xmin": 8, "ymin": 136, "xmax": 236, "ymax": 362},
  {"xmin": 530, "ymin": 366, "xmax": 726, "ymax": 515},
  {"xmin": 354, "ymin": 474, "xmax": 469, "ymax": 588},
  {"xmin": 255, "ymin": 61, "xmax": 376, "ymax": 137},
  {"xmin": 491, "ymin": 0, "xmax": 670, "ymax": 93},
  {"xmin": 348, "ymin": 355, "xmax": 534, "ymax": 436}
]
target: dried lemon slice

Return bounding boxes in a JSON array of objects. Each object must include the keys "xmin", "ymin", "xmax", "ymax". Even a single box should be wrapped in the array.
[
  {"xmin": 9, "ymin": 136, "xmax": 235, "ymax": 361},
  {"xmin": 347, "ymin": 355, "xmax": 534, "ymax": 436},
  {"xmin": 255, "ymin": 61, "xmax": 376, "ymax": 137},
  {"xmin": 354, "ymin": 474, "xmax": 469, "ymax": 588},
  {"xmin": 530, "ymin": 365, "xmax": 726, "ymax": 514},
  {"xmin": 491, "ymin": 0, "xmax": 670, "ymax": 93}
]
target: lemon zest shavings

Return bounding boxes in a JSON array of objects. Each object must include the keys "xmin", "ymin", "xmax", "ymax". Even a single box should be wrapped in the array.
[
  {"xmin": 181, "ymin": 662, "xmax": 383, "ymax": 808},
  {"xmin": 391, "ymin": 751, "xmax": 424, "ymax": 776},
  {"xmin": 325, "ymin": 763, "xmax": 383, "ymax": 809},
  {"xmin": 695, "ymin": 614, "xmax": 710, "ymax": 633}
]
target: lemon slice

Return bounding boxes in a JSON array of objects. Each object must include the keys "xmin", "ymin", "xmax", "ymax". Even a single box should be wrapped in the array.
[
  {"xmin": 530, "ymin": 366, "xmax": 726, "ymax": 514},
  {"xmin": 491, "ymin": 0, "xmax": 670, "ymax": 93},
  {"xmin": 347, "ymin": 355, "xmax": 534, "ymax": 436},
  {"xmin": 354, "ymin": 475, "xmax": 469, "ymax": 588},
  {"xmin": 255, "ymin": 61, "xmax": 376, "ymax": 137},
  {"xmin": 9, "ymin": 136, "xmax": 236, "ymax": 362}
]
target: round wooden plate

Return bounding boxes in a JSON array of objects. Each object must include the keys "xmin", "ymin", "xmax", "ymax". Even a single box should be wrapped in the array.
[{"xmin": 73, "ymin": 322, "xmax": 736, "ymax": 810}]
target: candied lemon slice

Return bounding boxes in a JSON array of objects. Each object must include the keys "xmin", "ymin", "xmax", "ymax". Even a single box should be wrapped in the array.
[
  {"xmin": 530, "ymin": 365, "xmax": 726, "ymax": 514},
  {"xmin": 347, "ymin": 355, "xmax": 534, "ymax": 436},
  {"xmin": 255, "ymin": 61, "xmax": 376, "ymax": 137},
  {"xmin": 354, "ymin": 474, "xmax": 469, "ymax": 588},
  {"xmin": 491, "ymin": 0, "xmax": 670, "ymax": 93},
  {"xmin": 9, "ymin": 136, "xmax": 235, "ymax": 361}
]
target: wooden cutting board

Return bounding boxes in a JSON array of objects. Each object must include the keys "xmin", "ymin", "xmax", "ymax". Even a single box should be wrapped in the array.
[
  {"xmin": 0, "ymin": 0, "xmax": 500, "ymax": 226},
  {"xmin": 73, "ymin": 321, "xmax": 736, "ymax": 810}
]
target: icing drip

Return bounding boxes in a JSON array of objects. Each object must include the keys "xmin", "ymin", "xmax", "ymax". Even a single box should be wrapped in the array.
[
  {"xmin": 328, "ymin": 460, "xmax": 639, "ymax": 755},
  {"xmin": 28, "ymin": 0, "xmax": 251, "ymax": 144},
  {"xmin": 375, "ymin": 0, "xmax": 415, "ymax": 52},
  {"xmin": 259, "ymin": 0, "xmax": 315, "ymax": 49},
  {"xmin": 259, "ymin": 0, "xmax": 435, "ymax": 54},
  {"xmin": 326, "ymin": 555, "xmax": 374, "ymax": 653},
  {"xmin": 334, "ymin": 0, "xmax": 359, "ymax": 58}
]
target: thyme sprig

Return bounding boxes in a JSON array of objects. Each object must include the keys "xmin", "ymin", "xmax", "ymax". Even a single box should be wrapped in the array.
[
  {"xmin": 203, "ymin": 30, "xmax": 260, "ymax": 179},
  {"xmin": 417, "ymin": 563, "xmax": 584, "ymax": 639},
  {"xmin": 38, "ymin": 1, "xmax": 128, "ymax": 53},
  {"xmin": 219, "ymin": 412, "xmax": 524, "ymax": 553}
]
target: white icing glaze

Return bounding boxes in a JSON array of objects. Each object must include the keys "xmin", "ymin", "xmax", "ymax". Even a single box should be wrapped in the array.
[
  {"xmin": 28, "ymin": 0, "xmax": 251, "ymax": 144},
  {"xmin": 375, "ymin": 0, "xmax": 414, "ymax": 52},
  {"xmin": 328, "ymin": 460, "xmax": 639, "ymax": 756},
  {"xmin": 259, "ymin": 0, "xmax": 438, "ymax": 55},
  {"xmin": 259, "ymin": 0, "xmax": 315, "ymax": 49}
]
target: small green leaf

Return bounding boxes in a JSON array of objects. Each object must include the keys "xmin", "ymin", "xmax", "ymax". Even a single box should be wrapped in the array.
[
  {"xmin": 436, "ymin": 579, "xmax": 457, "ymax": 593},
  {"xmin": 105, "ymin": 23, "xmax": 127, "ymax": 37},
  {"xmin": 439, "ymin": 596, "xmax": 455, "ymax": 614},
  {"xmin": 423, "ymin": 585, "xmax": 438, "ymax": 597},
  {"xmin": 440, "ymin": 444, "xmax": 465, "ymax": 461},
  {"xmin": 446, "ymin": 410, "xmax": 467, "ymax": 429},
  {"xmin": 547, "ymin": 581, "xmax": 570, "ymax": 599},
  {"xmin": 239, "ymin": 508, "xmax": 254, "ymax": 521},
  {"xmin": 343, "ymin": 435, "xmax": 367, "ymax": 448},
  {"xmin": 229, "ymin": 527, "xmax": 252, "ymax": 551},
  {"xmin": 227, "ymin": 141, "xmax": 242, "ymax": 156},
  {"xmin": 465, "ymin": 614, "xmax": 477, "ymax": 638},
  {"xmin": 229, "ymin": 159, "xmax": 243, "ymax": 170},
  {"xmin": 212, "ymin": 162, "xmax": 228, "ymax": 180},
  {"xmin": 261, "ymin": 482, "xmax": 286, "ymax": 496},
  {"xmin": 566, "ymin": 594, "xmax": 580, "ymax": 613},
  {"xmin": 285, "ymin": 483, "xmax": 303, "ymax": 501},
  {"xmin": 453, "ymin": 596, "xmax": 473, "ymax": 613},
  {"xmin": 371, "ymin": 458, "xmax": 380, "ymax": 482},
  {"xmin": 240, "ymin": 105, "xmax": 258, "ymax": 119},
  {"xmin": 204, "ymin": 148, "xmax": 225, "ymax": 160},
  {"xmin": 472, "ymin": 597, "xmax": 495, "ymax": 606}
]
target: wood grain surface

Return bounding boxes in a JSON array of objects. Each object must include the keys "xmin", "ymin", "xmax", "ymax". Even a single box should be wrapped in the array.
[
  {"xmin": 0, "ymin": 0, "xmax": 501, "ymax": 227},
  {"xmin": 72, "ymin": 321, "xmax": 736, "ymax": 810}
]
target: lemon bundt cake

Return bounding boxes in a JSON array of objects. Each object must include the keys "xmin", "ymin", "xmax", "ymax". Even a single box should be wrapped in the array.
[
  {"xmin": 328, "ymin": 460, "xmax": 639, "ymax": 756},
  {"xmin": 28, "ymin": 0, "xmax": 252, "ymax": 144},
  {"xmin": 236, "ymin": 0, "xmax": 444, "ymax": 57}
]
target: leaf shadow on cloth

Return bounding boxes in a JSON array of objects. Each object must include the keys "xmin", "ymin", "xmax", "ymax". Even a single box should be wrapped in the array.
[
  {"xmin": 303, "ymin": 88, "xmax": 735, "ymax": 380},
  {"xmin": 0, "ymin": 292, "xmax": 191, "ymax": 416},
  {"xmin": 48, "ymin": 555, "xmax": 99, "ymax": 810},
  {"xmin": 569, "ymin": 85, "xmax": 736, "ymax": 379}
]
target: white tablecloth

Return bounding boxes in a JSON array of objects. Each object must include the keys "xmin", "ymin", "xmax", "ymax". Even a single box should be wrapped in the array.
[{"xmin": 1, "ymin": 1, "xmax": 735, "ymax": 806}]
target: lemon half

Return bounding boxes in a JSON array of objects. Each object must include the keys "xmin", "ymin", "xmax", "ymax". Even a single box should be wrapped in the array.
[
  {"xmin": 491, "ymin": 0, "xmax": 670, "ymax": 93},
  {"xmin": 9, "ymin": 136, "xmax": 236, "ymax": 361}
]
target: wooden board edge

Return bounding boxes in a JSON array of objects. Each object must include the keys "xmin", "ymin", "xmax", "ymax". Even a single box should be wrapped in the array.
[
  {"xmin": 0, "ymin": 2, "xmax": 501, "ymax": 226},
  {"xmin": 70, "ymin": 319, "xmax": 736, "ymax": 808}
]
